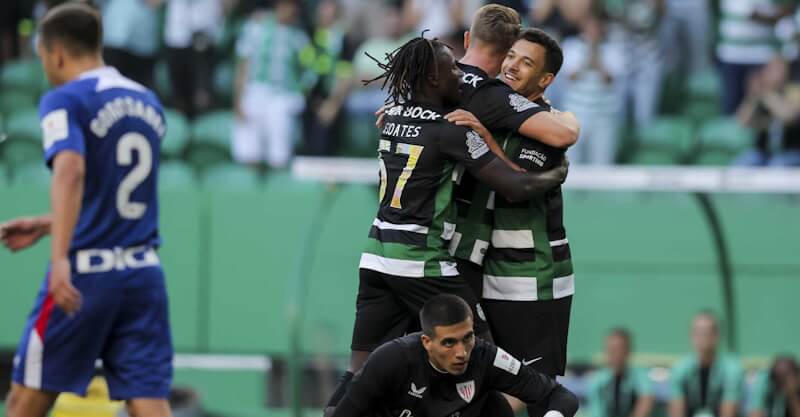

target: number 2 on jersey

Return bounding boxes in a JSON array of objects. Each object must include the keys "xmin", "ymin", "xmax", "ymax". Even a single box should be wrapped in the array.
[
  {"xmin": 378, "ymin": 141, "xmax": 424, "ymax": 209},
  {"xmin": 116, "ymin": 132, "xmax": 152, "ymax": 219}
]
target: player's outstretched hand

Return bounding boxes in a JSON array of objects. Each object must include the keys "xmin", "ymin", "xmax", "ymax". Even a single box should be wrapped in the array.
[
  {"xmin": 0, "ymin": 217, "xmax": 48, "ymax": 252},
  {"xmin": 49, "ymin": 257, "xmax": 82, "ymax": 317}
]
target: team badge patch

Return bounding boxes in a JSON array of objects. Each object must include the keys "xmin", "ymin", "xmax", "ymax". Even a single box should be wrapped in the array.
[
  {"xmin": 465, "ymin": 130, "xmax": 489, "ymax": 159},
  {"xmin": 508, "ymin": 93, "xmax": 538, "ymax": 112},
  {"xmin": 456, "ymin": 380, "xmax": 475, "ymax": 403},
  {"xmin": 41, "ymin": 108, "xmax": 69, "ymax": 150}
]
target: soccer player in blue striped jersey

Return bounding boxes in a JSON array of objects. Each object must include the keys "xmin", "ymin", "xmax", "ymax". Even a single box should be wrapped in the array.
[{"xmin": 0, "ymin": 4, "xmax": 172, "ymax": 417}]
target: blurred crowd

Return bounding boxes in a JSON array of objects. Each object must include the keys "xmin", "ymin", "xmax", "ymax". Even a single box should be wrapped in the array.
[
  {"xmin": 583, "ymin": 312, "xmax": 800, "ymax": 417},
  {"xmin": 2, "ymin": 0, "xmax": 800, "ymax": 169}
]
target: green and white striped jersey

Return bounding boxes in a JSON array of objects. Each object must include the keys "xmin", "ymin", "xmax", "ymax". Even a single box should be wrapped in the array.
[
  {"xmin": 452, "ymin": 98, "xmax": 574, "ymax": 301},
  {"xmin": 482, "ymin": 129, "xmax": 574, "ymax": 301},
  {"xmin": 717, "ymin": 0, "xmax": 797, "ymax": 64},
  {"xmin": 236, "ymin": 13, "xmax": 315, "ymax": 92},
  {"xmin": 360, "ymin": 102, "xmax": 496, "ymax": 278}
]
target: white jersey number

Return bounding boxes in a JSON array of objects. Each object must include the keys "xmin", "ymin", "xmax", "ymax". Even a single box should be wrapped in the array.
[{"xmin": 116, "ymin": 133, "xmax": 152, "ymax": 219}]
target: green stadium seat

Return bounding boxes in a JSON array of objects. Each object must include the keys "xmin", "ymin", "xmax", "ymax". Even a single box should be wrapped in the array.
[
  {"xmin": 186, "ymin": 111, "xmax": 234, "ymax": 170},
  {"xmin": 207, "ymin": 176, "xmax": 328, "ymax": 354},
  {"xmin": 159, "ymin": 161, "xmax": 197, "ymax": 189},
  {"xmin": 631, "ymin": 117, "xmax": 694, "ymax": 165},
  {"xmin": 162, "ymin": 109, "xmax": 190, "ymax": 158},
  {"xmin": 0, "ymin": 90, "xmax": 38, "ymax": 118},
  {"xmin": 682, "ymin": 100, "xmax": 721, "ymax": 125},
  {"xmin": 687, "ymin": 70, "xmax": 722, "ymax": 103},
  {"xmin": 0, "ymin": 59, "xmax": 47, "ymax": 98},
  {"xmin": 2, "ymin": 108, "xmax": 43, "ymax": 170},
  {"xmin": 201, "ymin": 163, "xmax": 261, "ymax": 190},
  {"xmin": 11, "ymin": 161, "xmax": 50, "ymax": 187},
  {"xmin": 697, "ymin": 117, "xmax": 753, "ymax": 150},
  {"xmin": 303, "ymin": 184, "xmax": 377, "ymax": 356},
  {"xmin": 694, "ymin": 117, "xmax": 753, "ymax": 165},
  {"xmin": 0, "ymin": 163, "xmax": 7, "ymax": 186}
]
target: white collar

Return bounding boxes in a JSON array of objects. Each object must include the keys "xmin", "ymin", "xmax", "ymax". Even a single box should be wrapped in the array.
[{"xmin": 78, "ymin": 66, "xmax": 119, "ymax": 79}]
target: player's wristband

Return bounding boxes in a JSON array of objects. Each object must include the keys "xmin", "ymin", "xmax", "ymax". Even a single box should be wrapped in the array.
[{"xmin": 544, "ymin": 411, "xmax": 565, "ymax": 417}]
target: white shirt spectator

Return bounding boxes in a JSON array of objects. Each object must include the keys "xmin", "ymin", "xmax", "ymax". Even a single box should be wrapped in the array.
[{"xmin": 164, "ymin": 0, "xmax": 223, "ymax": 48}]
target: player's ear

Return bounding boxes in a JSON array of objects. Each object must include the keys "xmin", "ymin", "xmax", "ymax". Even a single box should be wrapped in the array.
[
  {"xmin": 539, "ymin": 72, "xmax": 555, "ymax": 89},
  {"xmin": 421, "ymin": 334, "xmax": 433, "ymax": 352},
  {"xmin": 463, "ymin": 31, "xmax": 470, "ymax": 50}
]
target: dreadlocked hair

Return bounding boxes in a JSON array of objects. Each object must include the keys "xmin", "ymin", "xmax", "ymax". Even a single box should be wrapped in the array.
[{"xmin": 363, "ymin": 31, "xmax": 452, "ymax": 104}]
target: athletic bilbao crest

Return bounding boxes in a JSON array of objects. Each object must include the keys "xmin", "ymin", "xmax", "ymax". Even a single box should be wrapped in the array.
[{"xmin": 456, "ymin": 380, "xmax": 475, "ymax": 403}]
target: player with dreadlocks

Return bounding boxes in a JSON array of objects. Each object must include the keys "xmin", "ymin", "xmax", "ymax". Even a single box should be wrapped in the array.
[{"xmin": 323, "ymin": 34, "xmax": 570, "ymax": 416}]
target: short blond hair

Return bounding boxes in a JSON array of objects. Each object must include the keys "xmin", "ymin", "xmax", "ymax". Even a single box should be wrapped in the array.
[{"xmin": 469, "ymin": 4, "xmax": 521, "ymax": 54}]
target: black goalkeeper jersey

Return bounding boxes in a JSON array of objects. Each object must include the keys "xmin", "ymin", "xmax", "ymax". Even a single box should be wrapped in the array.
[{"xmin": 333, "ymin": 333, "xmax": 577, "ymax": 417}]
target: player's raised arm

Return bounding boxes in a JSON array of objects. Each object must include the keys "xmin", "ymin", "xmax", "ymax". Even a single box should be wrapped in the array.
[
  {"xmin": 486, "ymin": 345, "xmax": 579, "ymax": 417},
  {"xmin": 475, "ymin": 157, "xmax": 568, "ymax": 202},
  {"xmin": 466, "ymin": 80, "xmax": 579, "ymax": 149},
  {"xmin": 518, "ymin": 110, "xmax": 580, "ymax": 148},
  {"xmin": 439, "ymin": 126, "xmax": 567, "ymax": 202}
]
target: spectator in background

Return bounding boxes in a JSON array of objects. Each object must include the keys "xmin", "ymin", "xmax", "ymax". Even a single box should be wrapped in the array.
[
  {"xmin": 529, "ymin": 0, "xmax": 590, "ymax": 41},
  {"xmin": 99, "ymin": 0, "xmax": 162, "ymax": 89},
  {"xmin": 587, "ymin": 328, "xmax": 655, "ymax": 417},
  {"xmin": 606, "ymin": 0, "xmax": 666, "ymax": 128},
  {"xmin": 164, "ymin": 0, "xmax": 234, "ymax": 118},
  {"xmin": 735, "ymin": 56, "xmax": 800, "ymax": 166},
  {"xmin": 749, "ymin": 356, "xmax": 800, "ymax": 417},
  {"xmin": 669, "ymin": 312, "xmax": 744, "ymax": 417},
  {"xmin": 402, "ymin": 0, "xmax": 465, "ymax": 39},
  {"xmin": 663, "ymin": 0, "xmax": 711, "ymax": 74},
  {"xmin": 562, "ymin": 9, "xmax": 625, "ymax": 165},
  {"xmin": 717, "ymin": 0, "xmax": 795, "ymax": 114},
  {"xmin": 346, "ymin": 3, "xmax": 412, "ymax": 116},
  {"xmin": 232, "ymin": 0, "xmax": 314, "ymax": 169},
  {"xmin": 302, "ymin": 0, "xmax": 353, "ymax": 156}
]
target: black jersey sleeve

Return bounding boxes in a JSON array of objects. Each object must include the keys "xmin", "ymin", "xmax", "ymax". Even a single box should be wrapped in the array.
[
  {"xmin": 438, "ymin": 124, "xmax": 497, "ymax": 172},
  {"xmin": 467, "ymin": 82, "xmax": 547, "ymax": 133},
  {"xmin": 484, "ymin": 345, "xmax": 579, "ymax": 417},
  {"xmin": 332, "ymin": 341, "xmax": 407, "ymax": 417}
]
